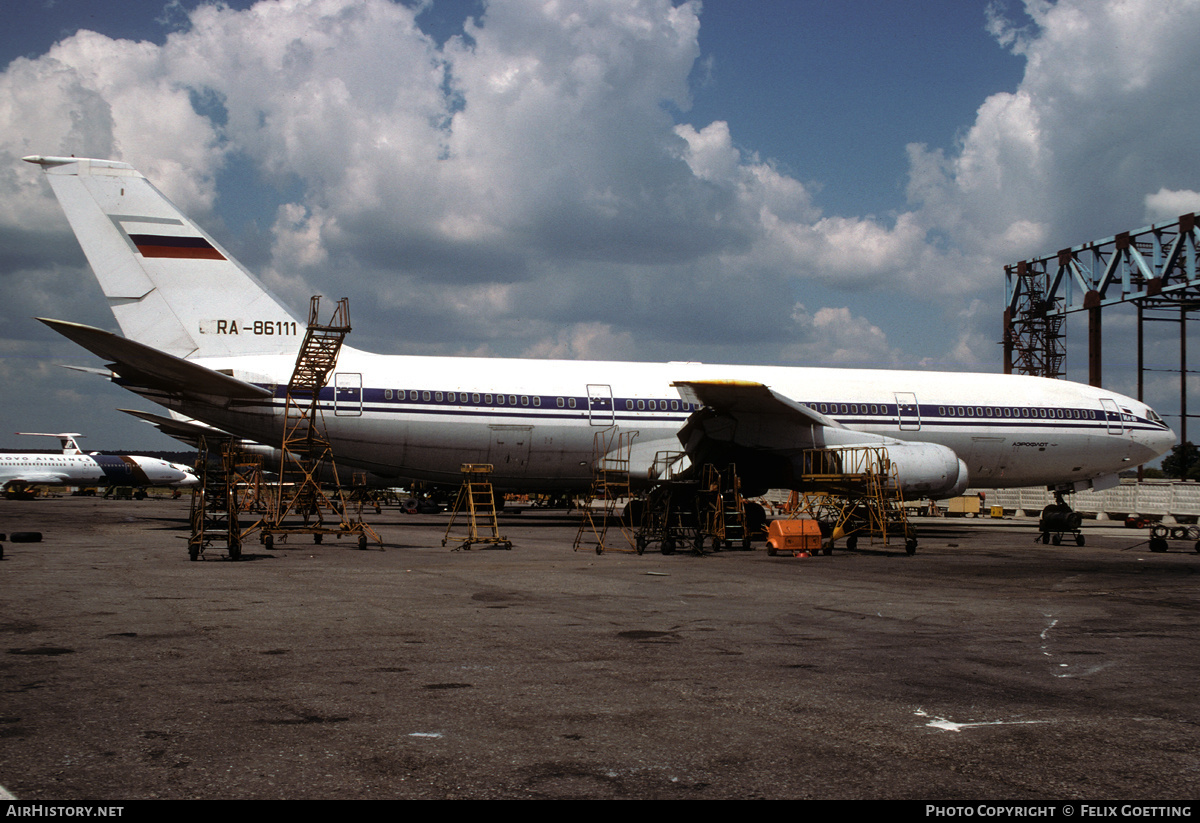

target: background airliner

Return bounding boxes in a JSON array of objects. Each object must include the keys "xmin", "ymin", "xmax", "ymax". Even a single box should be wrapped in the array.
[
  {"xmin": 0, "ymin": 432, "xmax": 197, "ymax": 496},
  {"xmin": 24, "ymin": 155, "xmax": 1176, "ymax": 499}
]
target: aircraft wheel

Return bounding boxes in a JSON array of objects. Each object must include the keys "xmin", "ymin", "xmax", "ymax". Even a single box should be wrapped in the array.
[
  {"xmin": 188, "ymin": 542, "xmax": 200, "ymax": 561},
  {"xmin": 1051, "ymin": 533, "xmax": 1062, "ymax": 545},
  {"xmin": 314, "ymin": 533, "xmax": 322, "ymax": 544},
  {"xmin": 1075, "ymin": 533, "xmax": 1085, "ymax": 546},
  {"xmin": 741, "ymin": 537, "xmax": 751, "ymax": 551},
  {"xmin": 906, "ymin": 538, "xmax": 917, "ymax": 556},
  {"xmin": 846, "ymin": 534, "xmax": 858, "ymax": 551},
  {"xmin": 661, "ymin": 537, "xmax": 676, "ymax": 555},
  {"xmin": 358, "ymin": 535, "xmax": 367, "ymax": 550},
  {"xmin": 1149, "ymin": 537, "xmax": 1168, "ymax": 553},
  {"xmin": 823, "ymin": 544, "xmax": 832, "ymax": 556},
  {"xmin": 1040, "ymin": 531, "xmax": 1050, "ymax": 544},
  {"xmin": 635, "ymin": 535, "xmax": 647, "ymax": 555},
  {"xmin": 263, "ymin": 534, "xmax": 274, "ymax": 551}
]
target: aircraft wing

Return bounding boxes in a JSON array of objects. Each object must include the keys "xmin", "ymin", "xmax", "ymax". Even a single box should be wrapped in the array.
[
  {"xmin": 671, "ymin": 379, "xmax": 967, "ymax": 498},
  {"xmin": 120, "ymin": 409, "xmax": 230, "ymax": 449},
  {"xmin": 39, "ymin": 318, "xmax": 272, "ymax": 402},
  {"xmin": 1, "ymin": 472, "xmax": 71, "ymax": 489},
  {"xmin": 673, "ymin": 379, "xmax": 845, "ymax": 431}
]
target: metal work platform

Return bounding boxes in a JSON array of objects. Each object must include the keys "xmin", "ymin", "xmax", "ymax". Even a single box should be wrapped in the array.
[
  {"xmin": 187, "ymin": 436, "xmax": 267, "ymax": 560},
  {"xmin": 790, "ymin": 446, "xmax": 916, "ymax": 555},
  {"xmin": 442, "ymin": 463, "xmax": 511, "ymax": 550},
  {"xmin": 573, "ymin": 428, "xmax": 635, "ymax": 554},
  {"xmin": 698, "ymin": 463, "xmax": 751, "ymax": 550},
  {"xmin": 261, "ymin": 296, "xmax": 380, "ymax": 551}
]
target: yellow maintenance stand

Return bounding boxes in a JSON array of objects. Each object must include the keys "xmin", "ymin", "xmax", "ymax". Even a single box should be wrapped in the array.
[
  {"xmin": 573, "ymin": 428, "xmax": 636, "ymax": 554},
  {"xmin": 261, "ymin": 296, "xmax": 380, "ymax": 551},
  {"xmin": 442, "ymin": 463, "xmax": 511, "ymax": 550},
  {"xmin": 790, "ymin": 446, "xmax": 917, "ymax": 555}
]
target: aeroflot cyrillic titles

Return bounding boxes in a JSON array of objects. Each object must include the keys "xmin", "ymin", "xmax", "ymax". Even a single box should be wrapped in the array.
[{"xmin": 24, "ymin": 155, "xmax": 1175, "ymax": 498}]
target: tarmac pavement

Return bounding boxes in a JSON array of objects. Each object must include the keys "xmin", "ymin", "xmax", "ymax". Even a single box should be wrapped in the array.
[{"xmin": 1, "ymin": 497, "xmax": 1198, "ymax": 799}]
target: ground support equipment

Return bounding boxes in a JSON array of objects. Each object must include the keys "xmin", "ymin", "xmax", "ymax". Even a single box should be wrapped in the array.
[
  {"xmin": 1147, "ymin": 523, "xmax": 1200, "ymax": 553},
  {"xmin": 791, "ymin": 446, "xmax": 917, "ymax": 555},
  {"xmin": 1037, "ymin": 493, "xmax": 1085, "ymax": 546},
  {"xmin": 260, "ymin": 296, "xmax": 381, "ymax": 552},
  {"xmin": 187, "ymin": 437, "xmax": 267, "ymax": 560},
  {"xmin": 697, "ymin": 463, "xmax": 752, "ymax": 550},
  {"xmin": 442, "ymin": 464, "xmax": 511, "ymax": 550},
  {"xmin": 574, "ymin": 428, "xmax": 635, "ymax": 554}
]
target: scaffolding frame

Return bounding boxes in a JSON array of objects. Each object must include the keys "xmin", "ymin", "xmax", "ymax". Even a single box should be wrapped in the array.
[
  {"xmin": 262, "ymin": 296, "xmax": 380, "ymax": 550},
  {"xmin": 187, "ymin": 435, "xmax": 267, "ymax": 560},
  {"xmin": 698, "ymin": 463, "xmax": 750, "ymax": 550},
  {"xmin": 573, "ymin": 428, "xmax": 635, "ymax": 554},
  {"xmin": 792, "ymin": 446, "xmax": 916, "ymax": 555}
]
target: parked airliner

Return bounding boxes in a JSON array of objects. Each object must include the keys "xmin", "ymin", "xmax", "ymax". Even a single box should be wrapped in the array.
[
  {"xmin": 0, "ymin": 432, "xmax": 197, "ymax": 496},
  {"xmin": 24, "ymin": 155, "xmax": 1176, "ymax": 498}
]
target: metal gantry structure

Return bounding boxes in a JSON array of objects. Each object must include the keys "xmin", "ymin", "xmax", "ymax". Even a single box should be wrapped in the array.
[
  {"xmin": 186, "ymin": 296, "xmax": 380, "ymax": 558},
  {"xmin": 1004, "ymin": 211, "xmax": 1200, "ymax": 443},
  {"xmin": 263, "ymin": 296, "xmax": 379, "ymax": 551}
]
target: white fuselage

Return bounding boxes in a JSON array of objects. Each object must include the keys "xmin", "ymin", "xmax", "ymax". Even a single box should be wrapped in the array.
[
  {"xmin": 0, "ymin": 452, "xmax": 197, "ymax": 490},
  {"xmin": 136, "ymin": 347, "xmax": 1175, "ymax": 494}
]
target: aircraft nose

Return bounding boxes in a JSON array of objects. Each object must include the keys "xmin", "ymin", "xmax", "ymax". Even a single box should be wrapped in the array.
[{"xmin": 1151, "ymin": 425, "xmax": 1177, "ymax": 458}]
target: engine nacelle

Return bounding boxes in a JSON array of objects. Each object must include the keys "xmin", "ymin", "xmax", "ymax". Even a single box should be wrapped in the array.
[
  {"xmin": 791, "ymin": 440, "xmax": 967, "ymax": 499},
  {"xmin": 885, "ymin": 442, "xmax": 968, "ymax": 499}
]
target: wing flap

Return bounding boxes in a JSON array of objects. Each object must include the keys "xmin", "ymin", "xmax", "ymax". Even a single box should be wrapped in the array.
[{"xmin": 39, "ymin": 318, "xmax": 271, "ymax": 401}]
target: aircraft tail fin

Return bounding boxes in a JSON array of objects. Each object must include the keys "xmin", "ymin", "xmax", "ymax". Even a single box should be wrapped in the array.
[
  {"xmin": 25, "ymin": 156, "xmax": 300, "ymax": 360},
  {"xmin": 16, "ymin": 432, "xmax": 84, "ymax": 455}
]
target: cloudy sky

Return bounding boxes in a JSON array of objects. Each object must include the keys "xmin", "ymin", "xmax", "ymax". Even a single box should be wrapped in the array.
[{"xmin": 2, "ymin": 0, "xmax": 1199, "ymax": 451}]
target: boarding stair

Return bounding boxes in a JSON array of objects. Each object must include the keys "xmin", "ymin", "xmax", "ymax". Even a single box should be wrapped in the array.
[{"xmin": 261, "ymin": 296, "xmax": 380, "ymax": 551}]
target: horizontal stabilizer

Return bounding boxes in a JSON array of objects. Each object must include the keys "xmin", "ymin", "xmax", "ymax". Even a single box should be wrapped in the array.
[
  {"xmin": 39, "ymin": 318, "xmax": 271, "ymax": 401},
  {"xmin": 15, "ymin": 432, "xmax": 85, "ymax": 455},
  {"xmin": 120, "ymin": 408, "xmax": 230, "ymax": 448}
]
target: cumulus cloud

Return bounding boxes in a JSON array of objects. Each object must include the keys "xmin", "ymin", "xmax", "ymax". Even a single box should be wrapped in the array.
[
  {"xmin": 3, "ymin": 0, "xmax": 1200, "ymax": 447},
  {"xmin": 782, "ymin": 303, "xmax": 903, "ymax": 367},
  {"xmin": 1144, "ymin": 188, "xmax": 1200, "ymax": 224}
]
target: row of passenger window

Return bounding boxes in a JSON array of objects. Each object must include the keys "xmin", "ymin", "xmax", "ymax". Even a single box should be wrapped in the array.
[
  {"xmin": 384, "ymin": 389, "xmax": 546, "ymax": 407},
  {"xmin": 936, "ymin": 406, "xmax": 1097, "ymax": 420},
  {"xmin": 812, "ymin": 403, "xmax": 891, "ymax": 416},
  {"xmin": 809, "ymin": 402, "xmax": 1101, "ymax": 421},
  {"xmin": 378, "ymin": 391, "xmax": 1108, "ymax": 422},
  {"xmin": 624, "ymin": 399, "xmax": 693, "ymax": 411},
  {"xmin": 381, "ymin": 389, "xmax": 692, "ymax": 412}
]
